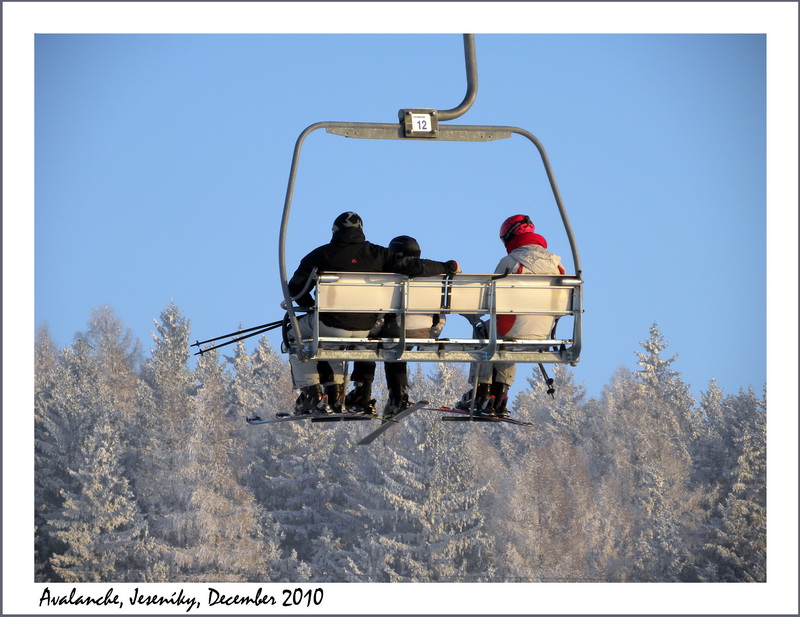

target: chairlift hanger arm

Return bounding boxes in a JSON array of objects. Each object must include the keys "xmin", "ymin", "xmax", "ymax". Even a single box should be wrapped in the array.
[
  {"xmin": 436, "ymin": 33, "xmax": 478, "ymax": 122},
  {"xmin": 278, "ymin": 121, "xmax": 582, "ymax": 279}
]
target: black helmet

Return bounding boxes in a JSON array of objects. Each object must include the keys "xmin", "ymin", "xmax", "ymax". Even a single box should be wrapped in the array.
[{"xmin": 389, "ymin": 235, "xmax": 421, "ymax": 258}]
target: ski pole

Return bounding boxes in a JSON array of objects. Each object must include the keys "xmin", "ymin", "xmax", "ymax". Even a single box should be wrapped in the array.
[
  {"xmin": 538, "ymin": 363, "xmax": 556, "ymax": 398},
  {"xmin": 193, "ymin": 322, "xmax": 284, "ymax": 355},
  {"xmin": 194, "ymin": 326, "xmax": 272, "ymax": 355},
  {"xmin": 191, "ymin": 320, "xmax": 283, "ymax": 348}
]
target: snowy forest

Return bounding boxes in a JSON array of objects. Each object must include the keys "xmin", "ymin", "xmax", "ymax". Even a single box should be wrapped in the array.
[{"xmin": 34, "ymin": 303, "xmax": 766, "ymax": 583}]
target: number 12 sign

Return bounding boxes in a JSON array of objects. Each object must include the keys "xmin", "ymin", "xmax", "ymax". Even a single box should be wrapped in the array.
[
  {"xmin": 402, "ymin": 109, "xmax": 438, "ymax": 138},
  {"xmin": 411, "ymin": 113, "xmax": 432, "ymax": 132}
]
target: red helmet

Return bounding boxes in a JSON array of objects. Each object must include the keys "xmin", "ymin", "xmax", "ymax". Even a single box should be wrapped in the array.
[{"xmin": 499, "ymin": 214, "xmax": 534, "ymax": 245}]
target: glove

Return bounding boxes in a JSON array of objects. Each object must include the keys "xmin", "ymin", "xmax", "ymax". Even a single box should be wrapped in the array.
[
  {"xmin": 460, "ymin": 313, "xmax": 482, "ymax": 326},
  {"xmin": 430, "ymin": 313, "xmax": 447, "ymax": 338},
  {"xmin": 367, "ymin": 315, "xmax": 385, "ymax": 338},
  {"xmin": 445, "ymin": 260, "xmax": 461, "ymax": 274}
]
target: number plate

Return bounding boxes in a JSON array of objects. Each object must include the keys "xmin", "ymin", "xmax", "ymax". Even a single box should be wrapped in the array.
[
  {"xmin": 411, "ymin": 114, "xmax": 432, "ymax": 132},
  {"xmin": 402, "ymin": 109, "xmax": 438, "ymax": 138}
]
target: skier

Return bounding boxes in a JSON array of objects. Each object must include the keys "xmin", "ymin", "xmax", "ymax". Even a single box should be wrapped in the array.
[
  {"xmin": 286, "ymin": 212, "xmax": 460, "ymax": 416},
  {"xmin": 347, "ymin": 235, "xmax": 447, "ymax": 418},
  {"xmin": 453, "ymin": 214, "xmax": 565, "ymax": 417}
]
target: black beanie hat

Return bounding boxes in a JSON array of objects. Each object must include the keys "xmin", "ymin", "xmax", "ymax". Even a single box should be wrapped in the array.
[{"xmin": 332, "ymin": 211, "xmax": 363, "ymax": 235}]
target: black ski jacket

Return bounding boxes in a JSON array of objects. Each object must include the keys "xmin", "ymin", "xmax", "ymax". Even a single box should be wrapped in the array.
[{"xmin": 288, "ymin": 227, "xmax": 457, "ymax": 330}]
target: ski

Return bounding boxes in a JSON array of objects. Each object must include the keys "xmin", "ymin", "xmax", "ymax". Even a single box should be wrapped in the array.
[
  {"xmin": 357, "ymin": 400, "xmax": 430, "ymax": 445},
  {"xmin": 246, "ymin": 412, "xmax": 382, "ymax": 425},
  {"xmin": 421, "ymin": 406, "xmax": 534, "ymax": 426}
]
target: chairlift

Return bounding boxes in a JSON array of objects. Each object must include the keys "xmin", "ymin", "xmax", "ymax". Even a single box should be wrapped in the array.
[{"xmin": 279, "ymin": 35, "xmax": 583, "ymax": 373}]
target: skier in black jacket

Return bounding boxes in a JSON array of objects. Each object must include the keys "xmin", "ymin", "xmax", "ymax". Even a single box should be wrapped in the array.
[
  {"xmin": 287, "ymin": 211, "xmax": 460, "ymax": 415},
  {"xmin": 347, "ymin": 235, "xmax": 446, "ymax": 418}
]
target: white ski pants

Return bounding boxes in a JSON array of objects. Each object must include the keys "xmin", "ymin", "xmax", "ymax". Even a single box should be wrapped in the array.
[
  {"xmin": 468, "ymin": 332, "xmax": 550, "ymax": 387},
  {"xmin": 469, "ymin": 361, "xmax": 517, "ymax": 387}
]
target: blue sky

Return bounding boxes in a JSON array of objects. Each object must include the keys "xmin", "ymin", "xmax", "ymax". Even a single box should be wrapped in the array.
[
  {"xmin": 33, "ymin": 30, "xmax": 768, "ymax": 402},
  {"xmin": 5, "ymin": 2, "xmax": 798, "ymax": 613}
]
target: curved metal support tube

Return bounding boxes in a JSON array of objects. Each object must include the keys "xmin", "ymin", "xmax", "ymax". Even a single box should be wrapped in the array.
[
  {"xmin": 279, "ymin": 267, "xmax": 317, "ymax": 310},
  {"xmin": 437, "ymin": 34, "xmax": 478, "ymax": 122},
  {"xmin": 506, "ymin": 126, "xmax": 582, "ymax": 278},
  {"xmin": 278, "ymin": 122, "xmax": 330, "ymax": 362}
]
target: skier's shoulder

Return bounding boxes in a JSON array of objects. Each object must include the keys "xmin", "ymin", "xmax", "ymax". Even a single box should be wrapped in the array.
[
  {"xmin": 512, "ymin": 243, "xmax": 550, "ymax": 256},
  {"xmin": 501, "ymin": 244, "xmax": 563, "ymax": 274},
  {"xmin": 301, "ymin": 242, "xmax": 336, "ymax": 264},
  {"xmin": 362, "ymin": 239, "xmax": 389, "ymax": 254},
  {"xmin": 518, "ymin": 243, "xmax": 562, "ymax": 261}
]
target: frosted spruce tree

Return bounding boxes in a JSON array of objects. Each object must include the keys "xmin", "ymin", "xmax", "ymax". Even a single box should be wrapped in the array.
[
  {"xmin": 76, "ymin": 306, "xmax": 143, "ymax": 425},
  {"xmin": 34, "ymin": 325, "xmax": 61, "ymax": 579},
  {"xmin": 355, "ymin": 363, "xmax": 493, "ymax": 582},
  {"xmin": 35, "ymin": 334, "xmax": 120, "ymax": 580},
  {"xmin": 128, "ymin": 303, "xmax": 197, "ymax": 566},
  {"xmin": 692, "ymin": 379, "xmax": 733, "ymax": 491},
  {"xmin": 695, "ymin": 386, "xmax": 766, "ymax": 581},
  {"xmin": 48, "ymin": 410, "xmax": 146, "ymax": 581},
  {"xmin": 245, "ymin": 405, "xmax": 342, "ymax": 576},
  {"xmin": 491, "ymin": 365, "xmax": 593, "ymax": 581},
  {"xmin": 273, "ymin": 417, "xmax": 375, "ymax": 582},
  {"xmin": 228, "ymin": 335, "xmax": 294, "ymax": 451},
  {"xmin": 228, "ymin": 336, "xmax": 294, "ymax": 418},
  {"xmin": 635, "ymin": 322, "xmax": 696, "ymax": 414},
  {"xmin": 73, "ymin": 307, "xmax": 146, "ymax": 506},
  {"xmin": 228, "ymin": 336, "xmax": 323, "ymax": 581},
  {"xmin": 166, "ymin": 348, "xmax": 283, "ymax": 581},
  {"xmin": 626, "ymin": 324, "xmax": 701, "ymax": 580}
]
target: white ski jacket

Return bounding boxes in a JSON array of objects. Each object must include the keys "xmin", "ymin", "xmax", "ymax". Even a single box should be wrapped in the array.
[{"xmin": 494, "ymin": 244, "xmax": 565, "ymax": 339}]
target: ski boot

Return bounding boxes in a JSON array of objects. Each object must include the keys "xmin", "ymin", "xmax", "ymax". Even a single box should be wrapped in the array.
[
  {"xmin": 383, "ymin": 386, "xmax": 413, "ymax": 419},
  {"xmin": 488, "ymin": 382, "xmax": 511, "ymax": 417},
  {"xmin": 345, "ymin": 381, "xmax": 377, "ymax": 416},
  {"xmin": 454, "ymin": 383, "xmax": 493, "ymax": 415},
  {"xmin": 324, "ymin": 383, "xmax": 345, "ymax": 414},
  {"xmin": 293, "ymin": 384, "xmax": 332, "ymax": 416}
]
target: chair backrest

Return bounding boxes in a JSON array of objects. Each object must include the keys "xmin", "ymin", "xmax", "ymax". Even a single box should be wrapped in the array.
[{"xmin": 316, "ymin": 272, "xmax": 575, "ymax": 316}]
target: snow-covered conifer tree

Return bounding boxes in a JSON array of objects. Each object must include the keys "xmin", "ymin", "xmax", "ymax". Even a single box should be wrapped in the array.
[
  {"xmin": 141, "ymin": 302, "xmax": 195, "ymax": 418},
  {"xmin": 35, "ymin": 335, "xmax": 120, "ymax": 580},
  {"xmin": 356, "ymin": 364, "xmax": 493, "ymax": 582},
  {"xmin": 228, "ymin": 337, "xmax": 331, "ymax": 579},
  {"xmin": 692, "ymin": 379, "xmax": 730, "ymax": 488},
  {"xmin": 490, "ymin": 365, "xmax": 594, "ymax": 581},
  {"xmin": 635, "ymin": 322, "xmax": 695, "ymax": 412},
  {"xmin": 34, "ymin": 325, "xmax": 61, "ymax": 579},
  {"xmin": 129, "ymin": 304, "xmax": 196, "ymax": 547},
  {"xmin": 163, "ymin": 348, "xmax": 282, "ymax": 581},
  {"xmin": 614, "ymin": 326, "xmax": 701, "ymax": 580},
  {"xmin": 48, "ymin": 410, "xmax": 146, "ymax": 581},
  {"xmin": 76, "ymin": 306, "xmax": 142, "ymax": 423},
  {"xmin": 695, "ymin": 386, "xmax": 766, "ymax": 581}
]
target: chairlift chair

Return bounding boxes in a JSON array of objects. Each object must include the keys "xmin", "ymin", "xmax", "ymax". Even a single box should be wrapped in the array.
[{"xmin": 279, "ymin": 34, "xmax": 583, "ymax": 371}]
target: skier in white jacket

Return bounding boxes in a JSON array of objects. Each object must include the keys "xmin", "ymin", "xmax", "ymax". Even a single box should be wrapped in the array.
[{"xmin": 454, "ymin": 214, "xmax": 565, "ymax": 417}]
